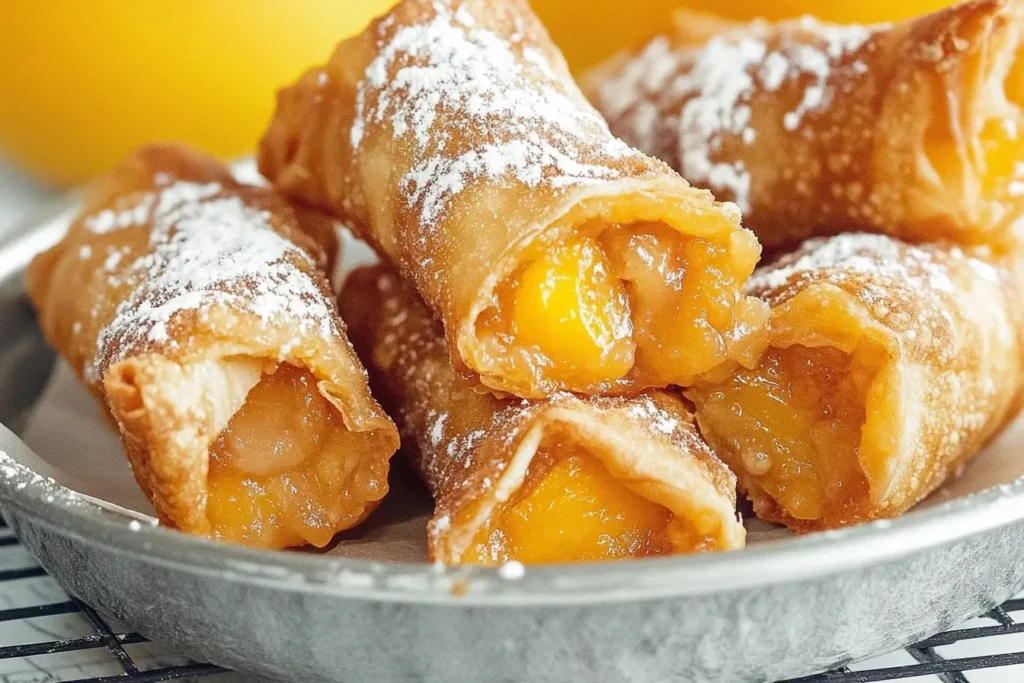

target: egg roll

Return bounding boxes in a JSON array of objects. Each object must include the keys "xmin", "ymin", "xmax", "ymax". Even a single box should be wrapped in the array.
[
  {"xmin": 585, "ymin": 0, "xmax": 1024, "ymax": 250},
  {"xmin": 341, "ymin": 265, "xmax": 744, "ymax": 565},
  {"xmin": 259, "ymin": 0, "xmax": 768, "ymax": 399},
  {"xmin": 25, "ymin": 145, "xmax": 399, "ymax": 549},
  {"xmin": 686, "ymin": 234, "xmax": 1024, "ymax": 531}
]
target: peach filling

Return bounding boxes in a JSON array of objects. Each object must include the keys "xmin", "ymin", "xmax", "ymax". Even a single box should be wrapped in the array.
[
  {"xmin": 510, "ymin": 237, "xmax": 634, "ymax": 387},
  {"xmin": 978, "ymin": 118, "xmax": 1024, "ymax": 199},
  {"xmin": 691, "ymin": 345, "xmax": 875, "ymax": 526},
  {"xmin": 479, "ymin": 220, "xmax": 761, "ymax": 392},
  {"xmin": 464, "ymin": 445, "xmax": 716, "ymax": 565},
  {"xmin": 924, "ymin": 48, "xmax": 1024, "ymax": 207},
  {"xmin": 206, "ymin": 363, "xmax": 386, "ymax": 549}
]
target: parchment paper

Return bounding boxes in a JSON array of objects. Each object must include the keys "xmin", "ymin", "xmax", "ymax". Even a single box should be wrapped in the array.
[{"xmin": 15, "ymin": 225, "xmax": 1024, "ymax": 559}]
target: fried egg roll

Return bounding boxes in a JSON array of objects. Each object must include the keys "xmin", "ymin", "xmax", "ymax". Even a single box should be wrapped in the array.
[
  {"xmin": 586, "ymin": 0, "xmax": 1024, "ymax": 250},
  {"xmin": 686, "ymin": 234, "xmax": 1024, "ymax": 531},
  {"xmin": 341, "ymin": 265, "xmax": 744, "ymax": 565},
  {"xmin": 26, "ymin": 145, "xmax": 399, "ymax": 549},
  {"xmin": 259, "ymin": 0, "xmax": 768, "ymax": 398}
]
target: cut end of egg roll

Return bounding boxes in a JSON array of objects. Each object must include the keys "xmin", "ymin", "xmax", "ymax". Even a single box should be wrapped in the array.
[
  {"xmin": 27, "ymin": 144, "xmax": 399, "ymax": 549},
  {"xmin": 341, "ymin": 266, "xmax": 744, "ymax": 565},
  {"xmin": 467, "ymin": 186, "xmax": 770, "ymax": 396},
  {"xmin": 105, "ymin": 355, "xmax": 393, "ymax": 549},
  {"xmin": 585, "ymin": 0, "xmax": 1024, "ymax": 250},
  {"xmin": 688, "ymin": 234, "xmax": 1024, "ymax": 531},
  {"xmin": 259, "ymin": 0, "xmax": 769, "ymax": 398},
  {"xmin": 689, "ymin": 289, "xmax": 890, "ymax": 528},
  {"xmin": 448, "ymin": 394, "xmax": 744, "ymax": 565},
  {"xmin": 917, "ymin": 0, "xmax": 1024, "ymax": 223}
]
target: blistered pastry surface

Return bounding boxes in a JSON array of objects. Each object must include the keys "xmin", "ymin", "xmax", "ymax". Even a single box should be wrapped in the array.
[
  {"xmin": 734, "ymin": 234, "xmax": 1024, "ymax": 527},
  {"xmin": 592, "ymin": 14, "xmax": 880, "ymax": 214},
  {"xmin": 260, "ymin": 0, "xmax": 684, "ymax": 230},
  {"xmin": 588, "ymin": 0, "xmax": 1024, "ymax": 248},
  {"xmin": 348, "ymin": 0, "xmax": 650, "ymax": 230},
  {"xmin": 749, "ymin": 233, "xmax": 1011, "ymax": 362},
  {"xmin": 90, "ymin": 181, "xmax": 339, "ymax": 382},
  {"xmin": 260, "ymin": 0, "xmax": 761, "ymax": 396},
  {"xmin": 341, "ymin": 266, "xmax": 741, "ymax": 561},
  {"xmin": 28, "ymin": 147, "xmax": 346, "ymax": 385},
  {"xmin": 25, "ymin": 145, "xmax": 398, "ymax": 536}
]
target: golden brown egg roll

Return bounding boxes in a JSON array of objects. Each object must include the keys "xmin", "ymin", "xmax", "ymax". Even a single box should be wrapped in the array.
[
  {"xmin": 586, "ymin": 0, "xmax": 1024, "ymax": 251},
  {"xmin": 686, "ymin": 234, "xmax": 1024, "ymax": 531},
  {"xmin": 341, "ymin": 265, "xmax": 745, "ymax": 565},
  {"xmin": 25, "ymin": 145, "xmax": 399, "ymax": 549},
  {"xmin": 259, "ymin": 0, "xmax": 769, "ymax": 399}
]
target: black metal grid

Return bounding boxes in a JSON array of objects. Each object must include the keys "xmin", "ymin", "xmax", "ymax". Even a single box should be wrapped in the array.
[
  {"xmin": 0, "ymin": 517, "xmax": 1021, "ymax": 683},
  {"xmin": 0, "ymin": 518, "xmax": 226, "ymax": 682}
]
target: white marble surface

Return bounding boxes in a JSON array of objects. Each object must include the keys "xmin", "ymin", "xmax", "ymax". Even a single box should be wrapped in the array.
[{"xmin": 0, "ymin": 155, "xmax": 1020, "ymax": 682}]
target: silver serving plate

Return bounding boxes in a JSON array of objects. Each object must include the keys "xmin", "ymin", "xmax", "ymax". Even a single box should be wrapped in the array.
[{"xmin": 2, "ymin": 197, "xmax": 1024, "ymax": 683}]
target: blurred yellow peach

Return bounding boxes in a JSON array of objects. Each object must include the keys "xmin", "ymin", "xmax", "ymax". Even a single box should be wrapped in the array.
[
  {"xmin": 532, "ymin": 0, "xmax": 957, "ymax": 72},
  {"xmin": 0, "ymin": 2, "xmax": 395, "ymax": 186}
]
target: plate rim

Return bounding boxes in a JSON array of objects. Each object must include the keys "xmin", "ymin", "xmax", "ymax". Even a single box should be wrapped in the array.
[{"xmin": 4, "ymin": 423, "xmax": 1024, "ymax": 606}]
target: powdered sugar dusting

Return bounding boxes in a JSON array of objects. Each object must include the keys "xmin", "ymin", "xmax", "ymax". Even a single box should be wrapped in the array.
[
  {"xmin": 89, "ymin": 180, "xmax": 338, "ymax": 378},
  {"xmin": 670, "ymin": 35, "xmax": 767, "ymax": 212},
  {"xmin": 498, "ymin": 560, "xmax": 525, "ymax": 580},
  {"xmin": 746, "ymin": 234, "xmax": 1007, "ymax": 364},
  {"xmin": 154, "ymin": 181, "xmax": 221, "ymax": 216},
  {"xmin": 783, "ymin": 17, "xmax": 873, "ymax": 132},
  {"xmin": 750, "ymin": 234, "xmax": 956, "ymax": 293},
  {"xmin": 629, "ymin": 394, "xmax": 682, "ymax": 436},
  {"xmin": 352, "ymin": 0, "xmax": 640, "ymax": 227},
  {"xmin": 0, "ymin": 451, "xmax": 85, "ymax": 509},
  {"xmin": 86, "ymin": 193, "xmax": 156, "ymax": 234},
  {"xmin": 595, "ymin": 15, "xmax": 880, "ymax": 212},
  {"xmin": 351, "ymin": 268, "xmax": 732, "ymax": 560},
  {"xmin": 429, "ymin": 413, "xmax": 449, "ymax": 447}
]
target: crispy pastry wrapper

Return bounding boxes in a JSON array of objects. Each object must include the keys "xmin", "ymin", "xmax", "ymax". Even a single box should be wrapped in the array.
[
  {"xmin": 586, "ymin": 0, "xmax": 1024, "ymax": 250},
  {"xmin": 341, "ymin": 266, "xmax": 744, "ymax": 565},
  {"xmin": 259, "ymin": 0, "xmax": 765, "ymax": 397},
  {"xmin": 687, "ymin": 234, "xmax": 1024, "ymax": 531},
  {"xmin": 25, "ymin": 145, "xmax": 399, "ymax": 545}
]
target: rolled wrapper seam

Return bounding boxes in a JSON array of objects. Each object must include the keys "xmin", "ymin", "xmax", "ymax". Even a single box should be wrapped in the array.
[
  {"xmin": 342, "ymin": 266, "xmax": 744, "ymax": 565},
  {"xmin": 26, "ymin": 145, "xmax": 399, "ymax": 549},
  {"xmin": 688, "ymin": 234, "xmax": 1024, "ymax": 531},
  {"xmin": 586, "ymin": 0, "xmax": 1024, "ymax": 250},
  {"xmin": 261, "ymin": 0, "xmax": 768, "ymax": 398}
]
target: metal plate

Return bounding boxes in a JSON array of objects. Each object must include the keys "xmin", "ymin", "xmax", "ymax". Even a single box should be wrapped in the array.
[{"xmin": 2, "ymin": 197, "xmax": 1024, "ymax": 683}]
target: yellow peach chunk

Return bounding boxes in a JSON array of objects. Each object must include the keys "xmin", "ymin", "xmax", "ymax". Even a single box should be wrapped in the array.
[
  {"xmin": 206, "ymin": 472, "xmax": 303, "ymax": 549},
  {"xmin": 512, "ymin": 238, "xmax": 633, "ymax": 387},
  {"xmin": 692, "ymin": 345, "xmax": 871, "ymax": 526},
  {"xmin": 600, "ymin": 222, "xmax": 749, "ymax": 386},
  {"xmin": 980, "ymin": 118, "xmax": 1024, "ymax": 198},
  {"xmin": 206, "ymin": 363, "xmax": 384, "ymax": 549},
  {"xmin": 467, "ymin": 450, "xmax": 674, "ymax": 564}
]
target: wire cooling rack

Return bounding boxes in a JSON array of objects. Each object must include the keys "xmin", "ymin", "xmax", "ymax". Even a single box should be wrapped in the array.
[{"xmin": 0, "ymin": 515, "xmax": 1021, "ymax": 683}]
